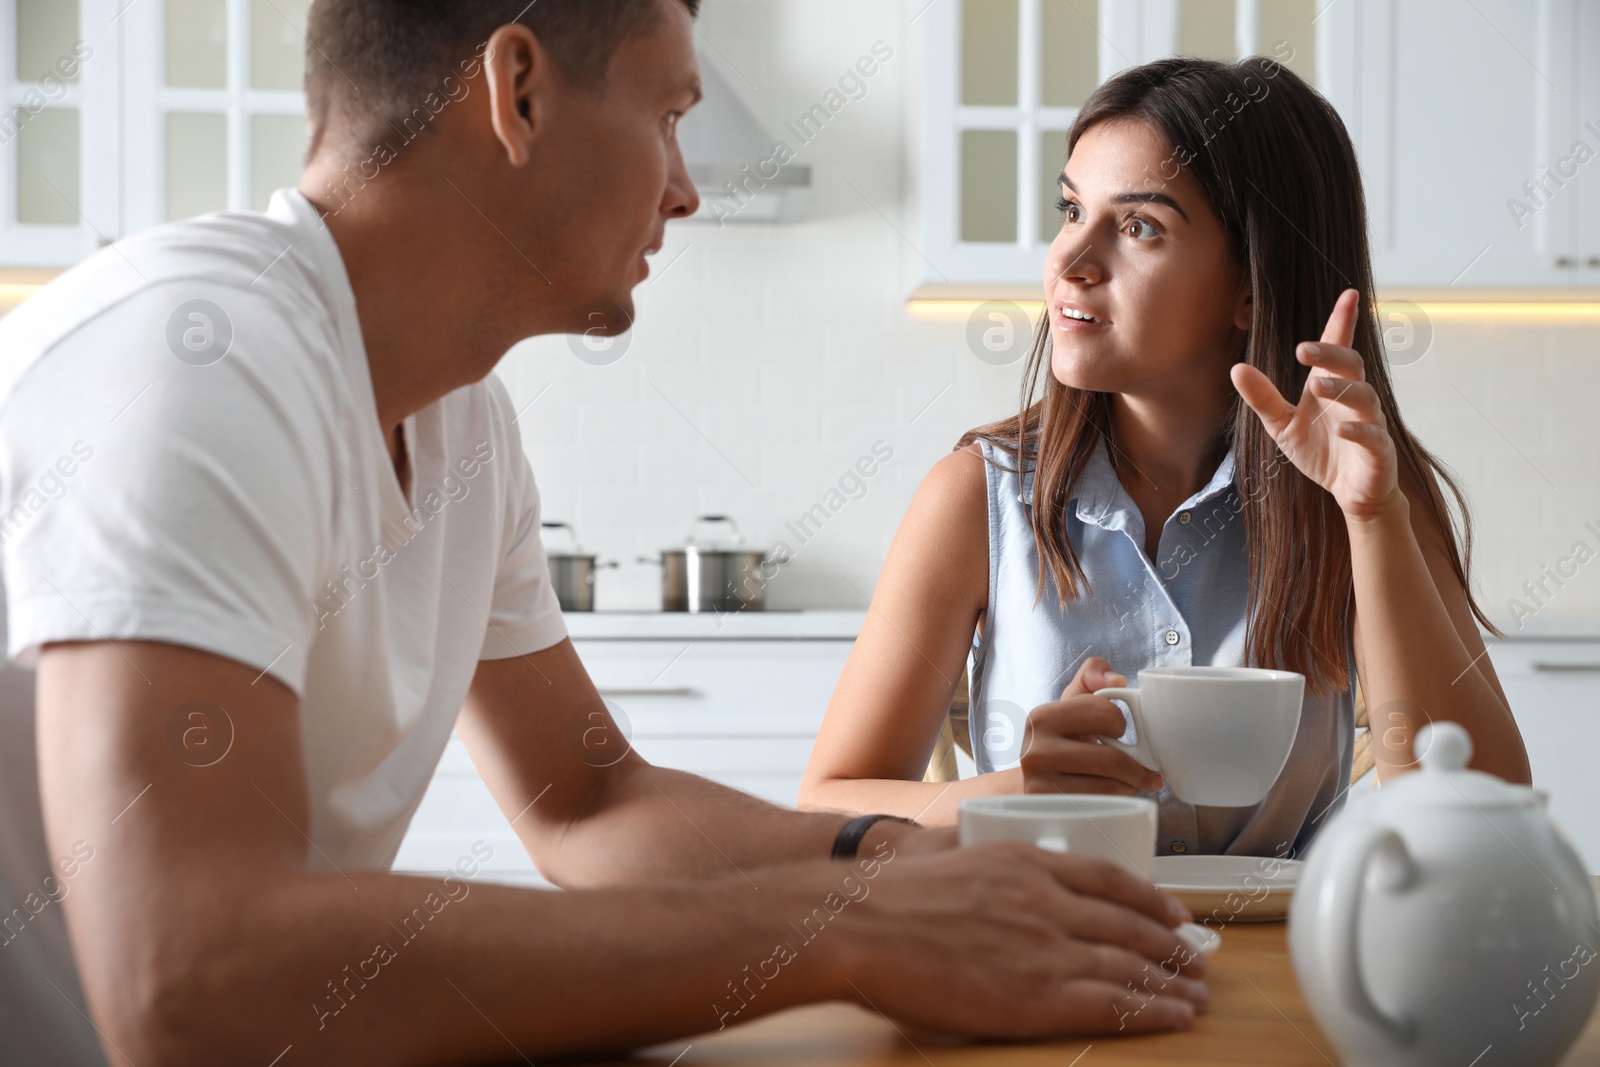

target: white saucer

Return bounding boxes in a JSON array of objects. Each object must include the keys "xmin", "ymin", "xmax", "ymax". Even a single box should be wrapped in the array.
[{"xmin": 1152, "ymin": 855, "xmax": 1304, "ymax": 923}]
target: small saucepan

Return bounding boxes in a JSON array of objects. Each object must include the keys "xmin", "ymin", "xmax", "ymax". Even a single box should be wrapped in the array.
[
  {"xmin": 541, "ymin": 522, "xmax": 617, "ymax": 613},
  {"xmin": 641, "ymin": 515, "xmax": 777, "ymax": 613}
]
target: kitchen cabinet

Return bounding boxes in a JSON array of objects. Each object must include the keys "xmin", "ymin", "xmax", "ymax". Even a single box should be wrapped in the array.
[
  {"xmin": 394, "ymin": 616, "xmax": 1600, "ymax": 885},
  {"xmin": 392, "ymin": 613, "xmax": 864, "ymax": 888},
  {"xmin": 0, "ymin": 0, "xmax": 119, "ymax": 267},
  {"xmin": 1318, "ymin": 0, "xmax": 1600, "ymax": 289},
  {"xmin": 1487, "ymin": 637, "xmax": 1600, "ymax": 874},
  {"xmin": 0, "ymin": 0, "xmax": 311, "ymax": 268},
  {"xmin": 919, "ymin": 0, "xmax": 1318, "ymax": 290},
  {"xmin": 1573, "ymin": 0, "xmax": 1600, "ymax": 280},
  {"xmin": 919, "ymin": 0, "xmax": 1598, "ymax": 292},
  {"xmin": 120, "ymin": 0, "xmax": 312, "ymax": 233}
]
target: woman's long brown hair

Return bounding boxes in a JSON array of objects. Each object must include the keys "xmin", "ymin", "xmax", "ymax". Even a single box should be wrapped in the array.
[{"xmin": 959, "ymin": 56, "xmax": 1495, "ymax": 696}]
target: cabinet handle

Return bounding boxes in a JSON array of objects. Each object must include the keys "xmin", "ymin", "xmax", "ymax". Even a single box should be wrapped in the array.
[
  {"xmin": 1587, "ymin": 257, "xmax": 1600, "ymax": 269},
  {"xmin": 1529, "ymin": 662, "xmax": 1600, "ymax": 673},
  {"xmin": 597, "ymin": 687, "xmax": 699, "ymax": 697},
  {"xmin": 1555, "ymin": 256, "xmax": 1575, "ymax": 269}
]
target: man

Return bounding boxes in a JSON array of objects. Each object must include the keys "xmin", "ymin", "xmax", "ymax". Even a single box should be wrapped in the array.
[{"xmin": 0, "ymin": 2, "xmax": 1208, "ymax": 1063}]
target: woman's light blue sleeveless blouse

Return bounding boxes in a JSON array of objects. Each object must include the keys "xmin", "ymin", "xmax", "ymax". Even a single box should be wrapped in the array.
[{"xmin": 966, "ymin": 437, "xmax": 1355, "ymax": 859}]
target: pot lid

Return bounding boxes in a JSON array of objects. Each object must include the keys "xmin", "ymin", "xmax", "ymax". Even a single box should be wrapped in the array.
[
  {"xmin": 1372, "ymin": 721, "xmax": 1533, "ymax": 809},
  {"xmin": 678, "ymin": 514, "xmax": 759, "ymax": 553},
  {"xmin": 540, "ymin": 521, "xmax": 593, "ymax": 558}
]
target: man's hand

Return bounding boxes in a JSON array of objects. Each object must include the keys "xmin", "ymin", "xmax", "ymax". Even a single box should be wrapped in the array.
[
  {"xmin": 1020, "ymin": 658, "xmax": 1164, "ymax": 796},
  {"xmin": 835, "ymin": 842, "xmax": 1206, "ymax": 1037}
]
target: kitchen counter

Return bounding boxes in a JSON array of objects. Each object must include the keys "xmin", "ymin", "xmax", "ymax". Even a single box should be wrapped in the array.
[
  {"xmin": 1489, "ymin": 616, "xmax": 1600, "ymax": 641},
  {"xmin": 562, "ymin": 610, "xmax": 868, "ymax": 641},
  {"xmin": 561, "ymin": 611, "xmax": 1600, "ymax": 642}
]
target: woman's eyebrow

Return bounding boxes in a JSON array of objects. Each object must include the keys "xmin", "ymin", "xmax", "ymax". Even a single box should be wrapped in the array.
[{"xmin": 1059, "ymin": 173, "xmax": 1191, "ymax": 223}]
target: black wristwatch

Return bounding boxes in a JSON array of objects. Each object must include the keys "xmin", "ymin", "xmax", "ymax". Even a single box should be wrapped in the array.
[{"xmin": 831, "ymin": 813, "xmax": 916, "ymax": 860}]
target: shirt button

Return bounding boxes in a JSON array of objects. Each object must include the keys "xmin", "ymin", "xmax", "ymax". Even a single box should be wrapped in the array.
[
  {"xmin": 1164, "ymin": 629, "xmax": 1180, "ymax": 646},
  {"xmin": 1170, "ymin": 841, "xmax": 1189, "ymax": 854},
  {"xmin": 1178, "ymin": 511, "xmax": 1192, "ymax": 526}
]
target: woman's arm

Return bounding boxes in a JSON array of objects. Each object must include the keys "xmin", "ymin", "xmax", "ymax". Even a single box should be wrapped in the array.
[
  {"xmin": 1233, "ymin": 289, "xmax": 1529, "ymax": 785},
  {"xmin": 800, "ymin": 446, "xmax": 1162, "ymax": 824},
  {"xmin": 1346, "ymin": 471, "xmax": 1527, "ymax": 784},
  {"xmin": 800, "ymin": 446, "xmax": 1019, "ymax": 823}
]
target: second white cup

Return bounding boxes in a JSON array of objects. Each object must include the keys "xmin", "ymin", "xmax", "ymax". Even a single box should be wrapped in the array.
[{"xmin": 957, "ymin": 794, "xmax": 1158, "ymax": 877}]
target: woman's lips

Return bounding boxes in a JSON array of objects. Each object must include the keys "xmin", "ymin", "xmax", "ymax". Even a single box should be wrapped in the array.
[{"xmin": 1053, "ymin": 302, "xmax": 1110, "ymax": 332}]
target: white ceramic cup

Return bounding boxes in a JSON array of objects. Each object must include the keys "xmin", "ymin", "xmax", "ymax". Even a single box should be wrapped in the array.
[
  {"xmin": 1093, "ymin": 666, "xmax": 1304, "ymax": 807},
  {"xmin": 957, "ymin": 794, "xmax": 1158, "ymax": 877}
]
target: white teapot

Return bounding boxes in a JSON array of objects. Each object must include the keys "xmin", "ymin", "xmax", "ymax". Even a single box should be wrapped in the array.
[{"xmin": 1290, "ymin": 721, "xmax": 1600, "ymax": 1066}]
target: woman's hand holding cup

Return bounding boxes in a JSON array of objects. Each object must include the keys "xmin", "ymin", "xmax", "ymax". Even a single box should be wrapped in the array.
[{"xmin": 1020, "ymin": 657, "xmax": 1164, "ymax": 796}]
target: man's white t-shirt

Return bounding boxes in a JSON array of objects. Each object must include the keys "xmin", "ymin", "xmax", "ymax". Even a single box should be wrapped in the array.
[{"xmin": 0, "ymin": 189, "xmax": 568, "ymax": 1063}]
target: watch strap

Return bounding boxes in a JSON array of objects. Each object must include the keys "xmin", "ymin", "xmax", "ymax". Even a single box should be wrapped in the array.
[{"xmin": 831, "ymin": 813, "xmax": 914, "ymax": 860}]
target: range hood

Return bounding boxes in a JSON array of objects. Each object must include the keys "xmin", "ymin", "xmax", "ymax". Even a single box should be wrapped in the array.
[{"xmin": 678, "ymin": 57, "xmax": 811, "ymax": 225}]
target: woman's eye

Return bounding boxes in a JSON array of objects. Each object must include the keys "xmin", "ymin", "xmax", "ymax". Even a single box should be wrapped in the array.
[
  {"xmin": 1055, "ymin": 196, "xmax": 1081, "ymax": 222},
  {"xmin": 1124, "ymin": 216, "xmax": 1160, "ymax": 239}
]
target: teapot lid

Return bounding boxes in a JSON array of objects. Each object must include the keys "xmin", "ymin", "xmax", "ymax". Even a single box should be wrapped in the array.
[{"xmin": 1376, "ymin": 721, "xmax": 1532, "ymax": 809}]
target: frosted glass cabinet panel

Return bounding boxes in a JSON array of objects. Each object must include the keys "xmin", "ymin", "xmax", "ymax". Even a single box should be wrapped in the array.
[
  {"xmin": 166, "ymin": 111, "xmax": 227, "ymax": 220},
  {"xmin": 17, "ymin": 0, "xmax": 79, "ymax": 83},
  {"xmin": 961, "ymin": 129, "xmax": 1019, "ymax": 242},
  {"xmin": 963, "ymin": 0, "xmax": 1020, "ymax": 106},
  {"xmin": 250, "ymin": 113, "xmax": 308, "ymax": 210},
  {"xmin": 251, "ymin": 0, "xmax": 312, "ymax": 91},
  {"xmin": 165, "ymin": 0, "xmax": 228, "ymax": 88},
  {"xmin": 1039, "ymin": 128, "xmax": 1070, "ymax": 244},
  {"xmin": 1257, "ymin": 0, "xmax": 1317, "ymax": 83},
  {"xmin": 1178, "ymin": 0, "xmax": 1237, "ymax": 61},
  {"xmin": 1040, "ymin": 0, "xmax": 1099, "ymax": 107},
  {"xmin": 16, "ymin": 107, "xmax": 79, "ymax": 225}
]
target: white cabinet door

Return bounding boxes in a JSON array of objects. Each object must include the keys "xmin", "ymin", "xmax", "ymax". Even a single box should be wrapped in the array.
[
  {"xmin": 1574, "ymin": 0, "xmax": 1600, "ymax": 281},
  {"xmin": 581, "ymin": 639, "xmax": 851, "ymax": 810},
  {"xmin": 1488, "ymin": 640, "xmax": 1600, "ymax": 874},
  {"xmin": 390, "ymin": 737, "xmax": 556, "ymax": 890},
  {"xmin": 393, "ymin": 640, "xmax": 853, "ymax": 888},
  {"xmin": 1323, "ymin": 0, "xmax": 1581, "ymax": 288}
]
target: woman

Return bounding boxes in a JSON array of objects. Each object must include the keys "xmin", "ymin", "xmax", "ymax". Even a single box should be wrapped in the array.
[{"xmin": 800, "ymin": 56, "xmax": 1530, "ymax": 858}]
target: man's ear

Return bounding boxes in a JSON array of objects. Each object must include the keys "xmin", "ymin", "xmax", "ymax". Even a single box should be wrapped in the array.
[{"xmin": 484, "ymin": 23, "xmax": 545, "ymax": 167}]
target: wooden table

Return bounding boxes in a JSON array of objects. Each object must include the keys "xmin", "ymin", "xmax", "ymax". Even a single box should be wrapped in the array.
[{"xmin": 615, "ymin": 920, "xmax": 1600, "ymax": 1067}]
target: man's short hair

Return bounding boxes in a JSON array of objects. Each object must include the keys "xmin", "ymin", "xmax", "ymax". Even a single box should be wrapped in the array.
[{"xmin": 305, "ymin": 0, "xmax": 700, "ymax": 160}]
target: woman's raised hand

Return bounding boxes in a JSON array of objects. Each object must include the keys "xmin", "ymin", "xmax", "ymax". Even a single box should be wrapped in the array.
[
  {"xmin": 1021, "ymin": 657, "xmax": 1164, "ymax": 796},
  {"xmin": 1230, "ymin": 288, "xmax": 1401, "ymax": 521}
]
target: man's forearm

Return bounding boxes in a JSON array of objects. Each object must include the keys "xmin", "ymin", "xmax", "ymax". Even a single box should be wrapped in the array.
[
  {"xmin": 112, "ymin": 861, "xmax": 860, "ymax": 1066},
  {"xmin": 532, "ymin": 761, "xmax": 912, "ymax": 888}
]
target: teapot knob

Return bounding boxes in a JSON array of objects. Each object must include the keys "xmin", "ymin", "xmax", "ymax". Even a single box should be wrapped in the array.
[{"xmin": 1417, "ymin": 720, "xmax": 1472, "ymax": 773}]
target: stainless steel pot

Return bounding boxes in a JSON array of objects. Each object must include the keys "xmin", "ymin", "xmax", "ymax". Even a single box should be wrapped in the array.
[
  {"xmin": 642, "ymin": 515, "xmax": 775, "ymax": 613},
  {"xmin": 541, "ymin": 522, "xmax": 616, "ymax": 612}
]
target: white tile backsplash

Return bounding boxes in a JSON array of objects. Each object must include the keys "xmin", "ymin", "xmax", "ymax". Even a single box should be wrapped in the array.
[{"xmin": 1393, "ymin": 318, "xmax": 1600, "ymax": 631}]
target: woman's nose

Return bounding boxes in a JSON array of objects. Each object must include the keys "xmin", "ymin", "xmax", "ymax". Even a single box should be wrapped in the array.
[{"xmin": 1047, "ymin": 237, "xmax": 1104, "ymax": 286}]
